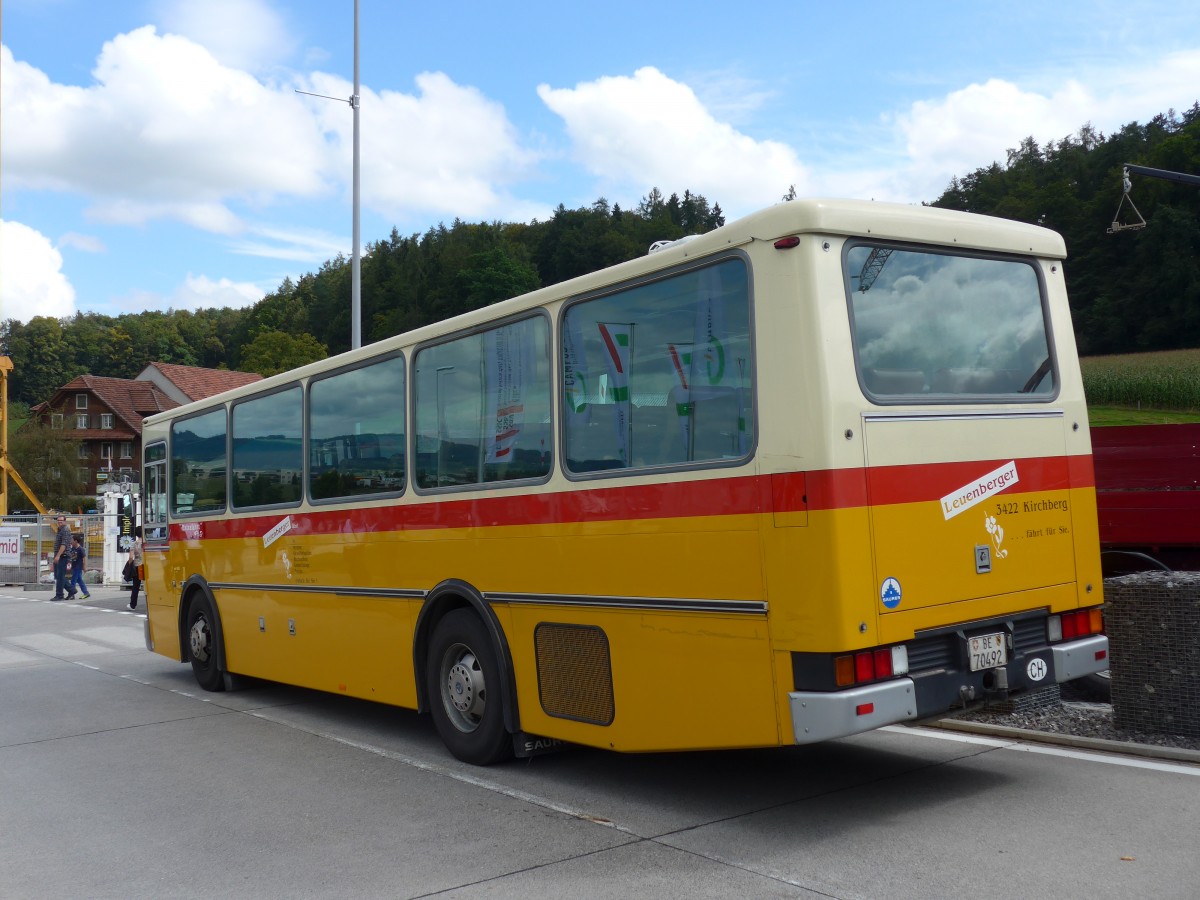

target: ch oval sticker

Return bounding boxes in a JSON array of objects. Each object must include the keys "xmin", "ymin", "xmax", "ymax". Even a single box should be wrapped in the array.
[{"xmin": 1026, "ymin": 657, "xmax": 1048, "ymax": 682}]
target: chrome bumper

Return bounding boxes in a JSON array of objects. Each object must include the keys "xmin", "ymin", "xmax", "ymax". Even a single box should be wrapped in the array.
[
  {"xmin": 790, "ymin": 678, "xmax": 918, "ymax": 745},
  {"xmin": 1052, "ymin": 634, "xmax": 1109, "ymax": 681}
]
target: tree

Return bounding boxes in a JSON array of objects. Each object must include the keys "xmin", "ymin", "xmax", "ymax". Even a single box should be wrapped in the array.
[
  {"xmin": 7, "ymin": 419, "xmax": 82, "ymax": 510},
  {"xmin": 932, "ymin": 104, "xmax": 1200, "ymax": 355},
  {"xmin": 2, "ymin": 317, "xmax": 77, "ymax": 405},
  {"xmin": 239, "ymin": 331, "xmax": 328, "ymax": 377}
]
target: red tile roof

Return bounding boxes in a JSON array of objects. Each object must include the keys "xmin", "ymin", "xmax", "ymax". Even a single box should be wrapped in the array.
[
  {"xmin": 56, "ymin": 375, "xmax": 179, "ymax": 431},
  {"xmin": 145, "ymin": 362, "xmax": 261, "ymax": 401}
]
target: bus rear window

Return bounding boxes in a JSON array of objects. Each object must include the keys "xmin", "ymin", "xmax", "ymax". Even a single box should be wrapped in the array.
[{"xmin": 845, "ymin": 245, "xmax": 1054, "ymax": 400}]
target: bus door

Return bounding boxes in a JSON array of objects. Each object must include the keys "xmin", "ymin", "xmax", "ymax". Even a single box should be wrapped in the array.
[
  {"xmin": 142, "ymin": 441, "xmax": 169, "ymax": 546},
  {"xmin": 844, "ymin": 242, "xmax": 1076, "ymax": 617},
  {"xmin": 862, "ymin": 411, "xmax": 1077, "ymax": 613}
]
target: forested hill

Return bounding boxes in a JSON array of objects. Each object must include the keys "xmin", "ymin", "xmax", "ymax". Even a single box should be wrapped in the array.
[
  {"xmin": 931, "ymin": 103, "xmax": 1200, "ymax": 355},
  {"xmin": 2, "ymin": 103, "xmax": 1198, "ymax": 406},
  {"xmin": 0, "ymin": 190, "xmax": 722, "ymax": 405}
]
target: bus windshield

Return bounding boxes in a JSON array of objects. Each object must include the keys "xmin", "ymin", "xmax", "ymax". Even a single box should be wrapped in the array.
[{"xmin": 846, "ymin": 244, "xmax": 1054, "ymax": 399}]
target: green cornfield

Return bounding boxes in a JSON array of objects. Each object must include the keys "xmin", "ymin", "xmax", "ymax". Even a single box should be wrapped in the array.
[{"xmin": 1080, "ymin": 349, "xmax": 1200, "ymax": 411}]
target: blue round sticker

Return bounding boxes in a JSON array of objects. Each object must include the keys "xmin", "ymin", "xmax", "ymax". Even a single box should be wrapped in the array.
[{"xmin": 881, "ymin": 577, "xmax": 902, "ymax": 609}]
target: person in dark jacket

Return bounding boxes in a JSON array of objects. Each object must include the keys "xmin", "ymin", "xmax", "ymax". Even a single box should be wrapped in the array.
[
  {"xmin": 51, "ymin": 515, "xmax": 72, "ymax": 601},
  {"xmin": 128, "ymin": 526, "xmax": 144, "ymax": 610}
]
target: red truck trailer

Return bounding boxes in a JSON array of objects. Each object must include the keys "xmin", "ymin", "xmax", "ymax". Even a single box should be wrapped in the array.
[{"xmin": 1093, "ymin": 423, "xmax": 1200, "ymax": 574}]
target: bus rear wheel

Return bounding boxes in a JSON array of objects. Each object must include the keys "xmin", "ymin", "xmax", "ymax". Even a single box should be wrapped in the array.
[
  {"xmin": 186, "ymin": 593, "xmax": 225, "ymax": 692},
  {"xmin": 427, "ymin": 609, "xmax": 512, "ymax": 765}
]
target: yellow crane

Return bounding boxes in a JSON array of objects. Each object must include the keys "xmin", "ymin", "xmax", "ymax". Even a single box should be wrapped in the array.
[{"xmin": 0, "ymin": 355, "xmax": 47, "ymax": 515}]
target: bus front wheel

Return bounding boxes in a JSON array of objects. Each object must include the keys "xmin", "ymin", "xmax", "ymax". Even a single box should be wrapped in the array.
[
  {"xmin": 426, "ymin": 609, "xmax": 512, "ymax": 765},
  {"xmin": 186, "ymin": 593, "xmax": 225, "ymax": 692}
]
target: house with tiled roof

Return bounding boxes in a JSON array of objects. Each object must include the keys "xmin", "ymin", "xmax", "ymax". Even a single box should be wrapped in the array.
[
  {"xmin": 136, "ymin": 362, "xmax": 262, "ymax": 405},
  {"xmin": 29, "ymin": 364, "xmax": 261, "ymax": 493}
]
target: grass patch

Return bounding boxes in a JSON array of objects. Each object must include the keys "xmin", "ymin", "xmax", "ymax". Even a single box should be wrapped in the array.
[{"xmin": 1087, "ymin": 406, "xmax": 1200, "ymax": 426}]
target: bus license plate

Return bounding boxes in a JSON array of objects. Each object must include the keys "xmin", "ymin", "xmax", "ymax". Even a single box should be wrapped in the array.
[{"xmin": 969, "ymin": 633, "xmax": 1007, "ymax": 671}]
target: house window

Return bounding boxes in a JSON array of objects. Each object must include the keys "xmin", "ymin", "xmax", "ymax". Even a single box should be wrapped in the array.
[
  {"xmin": 119, "ymin": 442, "xmax": 132, "ymax": 458},
  {"xmin": 78, "ymin": 444, "xmax": 90, "ymax": 459},
  {"xmin": 76, "ymin": 394, "xmax": 88, "ymax": 410},
  {"xmin": 51, "ymin": 413, "xmax": 63, "ymax": 429},
  {"xmin": 101, "ymin": 414, "xmax": 114, "ymax": 429},
  {"xmin": 78, "ymin": 467, "xmax": 90, "ymax": 485},
  {"xmin": 76, "ymin": 414, "xmax": 89, "ymax": 429},
  {"xmin": 101, "ymin": 443, "xmax": 114, "ymax": 459}
]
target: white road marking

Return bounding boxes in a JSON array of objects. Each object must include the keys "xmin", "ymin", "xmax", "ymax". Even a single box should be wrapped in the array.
[
  {"xmin": 0, "ymin": 646, "xmax": 41, "ymax": 665},
  {"xmin": 884, "ymin": 725, "xmax": 1200, "ymax": 776},
  {"xmin": 69, "ymin": 625, "xmax": 144, "ymax": 650},
  {"xmin": 247, "ymin": 708, "xmax": 641, "ymax": 835},
  {"xmin": 6, "ymin": 633, "xmax": 110, "ymax": 656}
]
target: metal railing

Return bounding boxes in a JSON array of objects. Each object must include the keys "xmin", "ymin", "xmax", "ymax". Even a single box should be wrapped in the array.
[{"xmin": 0, "ymin": 513, "xmax": 106, "ymax": 587}]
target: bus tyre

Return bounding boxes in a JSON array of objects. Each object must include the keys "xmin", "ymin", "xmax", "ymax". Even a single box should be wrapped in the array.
[
  {"xmin": 427, "ymin": 609, "xmax": 512, "ymax": 765},
  {"xmin": 186, "ymin": 593, "xmax": 226, "ymax": 693}
]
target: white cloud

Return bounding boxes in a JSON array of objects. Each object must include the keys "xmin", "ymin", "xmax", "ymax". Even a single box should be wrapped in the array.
[
  {"xmin": 0, "ymin": 31, "xmax": 332, "ymax": 229},
  {"xmin": 300, "ymin": 70, "xmax": 544, "ymax": 222},
  {"xmin": 230, "ymin": 224, "xmax": 349, "ymax": 263},
  {"xmin": 538, "ymin": 66, "xmax": 809, "ymax": 217},
  {"xmin": 849, "ymin": 49, "xmax": 1200, "ymax": 203},
  {"xmin": 58, "ymin": 232, "xmax": 106, "ymax": 253},
  {"xmin": 1, "ymin": 31, "xmax": 547, "ymax": 233},
  {"xmin": 153, "ymin": 0, "xmax": 297, "ymax": 74},
  {"xmin": 171, "ymin": 273, "xmax": 264, "ymax": 311},
  {"xmin": 109, "ymin": 273, "xmax": 266, "ymax": 318},
  {"xmin": 0, "ymin": 220, "xmax": 76, "ymax": 322}
]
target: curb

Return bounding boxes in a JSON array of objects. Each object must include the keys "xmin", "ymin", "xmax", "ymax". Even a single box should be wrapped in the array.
[{"xmin": 931, "ymin": 717, "xmax": 1200, "ymax": 764}]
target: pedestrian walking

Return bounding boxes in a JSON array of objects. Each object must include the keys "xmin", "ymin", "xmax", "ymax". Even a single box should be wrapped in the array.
[
  {"xmin": 51, "ymin": 515, "xmax": 72, "ymax": 600},
  {"xmin": 66, "ymin": 534, "xmax": 91, "ymax": 600},
  {"xmin": 128, "ymin": 526, "xmax": 144, "ymax": 610}
]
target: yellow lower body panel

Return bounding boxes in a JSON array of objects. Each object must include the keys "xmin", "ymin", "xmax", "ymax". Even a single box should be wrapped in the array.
[{"xmin": 503, "ymin": 603, "xmax": 780, "ymax": 752}]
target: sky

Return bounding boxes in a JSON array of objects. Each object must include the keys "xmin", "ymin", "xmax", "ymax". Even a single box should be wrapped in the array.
[{"xmin": 2, "ymin": 0, "xmax": 1198, "ymax": 327}]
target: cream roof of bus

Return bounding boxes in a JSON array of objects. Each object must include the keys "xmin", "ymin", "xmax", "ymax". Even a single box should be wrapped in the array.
[
  {"xmin": 737, "ymin": 198, "xmax": 1067, "ymax": 260},
  {"xmin": 143, "ymin": 199, "xmax": 1067, "ymax": 425}
]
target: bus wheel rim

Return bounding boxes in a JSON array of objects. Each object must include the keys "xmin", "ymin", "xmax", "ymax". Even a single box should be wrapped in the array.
[
  {"xmin": 441, "ymin": 643, "xmax": 485, "ymax": 732},
  {"xmin": 190, "ymin": 615, "xmax": 210, "ymax": 663}
]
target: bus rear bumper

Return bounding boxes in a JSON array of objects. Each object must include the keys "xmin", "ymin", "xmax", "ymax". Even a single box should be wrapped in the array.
[
  {"xmin": 1051, "ymin": 634, "xmax": 1109, "ymax": 681},
  {"xmin": 789, "ymin": 679, "xmax": 918, "ymax": 744}
]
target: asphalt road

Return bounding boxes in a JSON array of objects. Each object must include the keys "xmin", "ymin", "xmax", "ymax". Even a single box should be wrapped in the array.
[{"xmin": 3, "ymin": 585, "xmax": 1199, "ymax": 899}]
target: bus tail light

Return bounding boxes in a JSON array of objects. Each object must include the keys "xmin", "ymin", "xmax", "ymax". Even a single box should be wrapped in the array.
[
  {"xmin": 1049, "ymin": 607, "xmax": 1105, "ymax": 642},
  {"xmin": 834, "ymin": 644, "xmax": 908, "ymax": 688},
  {"xmin": 855, "ymin": 652, "xmax": 875, "ymax": 682},
  {"xmin": 835, "ymin": 655, "xmax": 855, "ymax": 687}
]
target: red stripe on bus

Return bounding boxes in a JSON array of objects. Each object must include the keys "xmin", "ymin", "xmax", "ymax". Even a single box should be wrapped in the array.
[
  {"xmin": 169, "ymin": 455, "xmax": 1093, "ymax": 542},
  {"xmin": 863, "ymin": 456, "xmax": 1075, "ymax": 506}
]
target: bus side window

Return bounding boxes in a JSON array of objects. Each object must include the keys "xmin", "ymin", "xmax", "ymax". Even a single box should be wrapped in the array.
[
  {"xmin": 414, "ymin": 316, "xmax": 551, "ymax": 489},
  {"xmin": 864, "ymin": 368, "xmax": 927, "ymax": 395},
  {"xmin": 308, "ymin": 354, "xmax": 407, "ymax": 501},
  {"xmin": 561, "ymin": 258, "xmax": 753, "ymax": 475}
]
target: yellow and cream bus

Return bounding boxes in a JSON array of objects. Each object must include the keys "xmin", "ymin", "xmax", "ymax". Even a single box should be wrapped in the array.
[{"xmin": 141, "ymin": 199, "xmax": 1108, "ymax": 764}]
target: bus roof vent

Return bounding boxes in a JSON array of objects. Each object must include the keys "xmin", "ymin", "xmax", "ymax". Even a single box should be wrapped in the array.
[{"xmin": 648, "ymin": 234, "xmax": 701, "ymax": 255}]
